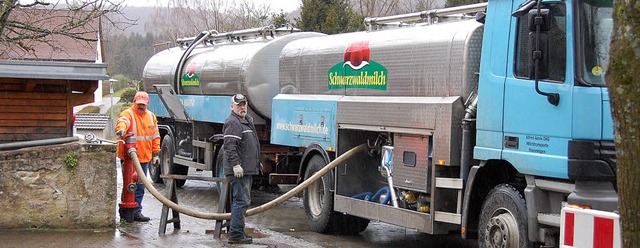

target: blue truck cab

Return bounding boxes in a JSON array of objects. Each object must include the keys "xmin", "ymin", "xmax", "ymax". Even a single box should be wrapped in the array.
[{"xmin": 472, "ymin": 0, "xmax": 616, "ymax": 245}]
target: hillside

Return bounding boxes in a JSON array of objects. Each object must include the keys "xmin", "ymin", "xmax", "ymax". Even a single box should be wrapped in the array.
[{"xmin": 106, "ymin": 6, "xmax": 155, "ymax": 35}]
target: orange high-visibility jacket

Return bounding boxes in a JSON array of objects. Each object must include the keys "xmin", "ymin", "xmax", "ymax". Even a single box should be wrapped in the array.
[{"xmin": 116, "ymin": 106, "xmax": 160, "ymax": 162}]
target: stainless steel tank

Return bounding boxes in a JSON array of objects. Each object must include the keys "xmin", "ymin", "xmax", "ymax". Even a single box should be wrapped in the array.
[
  {"xmin": 278, "ymin": 20, "xmax": 484, "ymax": 99},
  {"xmin": 142, "ymin": 32, "xmax": 325, "ymax": 119}
]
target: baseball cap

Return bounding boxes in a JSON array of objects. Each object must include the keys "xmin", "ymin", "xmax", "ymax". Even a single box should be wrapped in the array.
[
  {"xmin": 232, "ymin": 94, "xmax": 247, "ymax": 105},
  {"xmin": 134, "ymin": 91, "xmax": 150, "ymax": 105}
]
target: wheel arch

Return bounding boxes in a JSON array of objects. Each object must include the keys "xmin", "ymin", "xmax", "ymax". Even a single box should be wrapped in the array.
[
  {"xmin": 462, "ymin": 159, "xmax": 522, "ymax": 239},
  {"xmin": 297, "ymin": 143, "xmax": 332, "ymax": 184},
  {"xmin": 158, "ymin": 124, "xmax": 174, "ymax": 147}
]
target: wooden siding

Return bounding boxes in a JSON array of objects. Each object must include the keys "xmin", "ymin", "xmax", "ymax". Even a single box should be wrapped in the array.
[
  {"xmin": 0, "ymin": 79, "xmax": 95, "ymax": 143},
  {"xmin": 0, "ymin": 91, "xmax": 71, "ymax": 142}
]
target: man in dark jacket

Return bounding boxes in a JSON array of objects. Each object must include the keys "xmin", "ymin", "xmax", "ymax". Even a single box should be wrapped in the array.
[{"xmin": 223, "ymin": 93, "xmax": 261, "ymax": 244}]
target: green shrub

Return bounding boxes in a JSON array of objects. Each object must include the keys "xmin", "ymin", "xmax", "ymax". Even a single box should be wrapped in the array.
[
  {"xmin": 111, "ymin": 75, "xmax": 131, "ymax": 92},
  {"xmin": 120, "ymin": 88, "xmax": 137, "ymax": 103},
  {"xmin": 63, "ymin": 152, "xmax": 78, "ymax": 175}
]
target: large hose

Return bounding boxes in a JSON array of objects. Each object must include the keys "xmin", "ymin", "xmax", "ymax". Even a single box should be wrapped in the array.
[{"xmin": 129, "ymin": 144, "xmax": 367, "ymax": 220}]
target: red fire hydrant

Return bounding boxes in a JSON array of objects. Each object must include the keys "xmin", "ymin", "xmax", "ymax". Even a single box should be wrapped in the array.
[{"xmin": 119, "ymin": 133, "xmax": 139, "ymax": 223}]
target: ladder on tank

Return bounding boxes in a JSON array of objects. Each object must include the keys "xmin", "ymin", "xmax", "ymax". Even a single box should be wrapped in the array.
[{"xmin": 432, "ymin": 172, "xmax": 465, "ymax": 226}]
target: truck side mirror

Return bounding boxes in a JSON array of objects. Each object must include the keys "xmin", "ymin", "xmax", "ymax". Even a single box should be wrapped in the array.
[
  {"xmin": 528, "ymin": 9, "xmax": 550, "ymax": 80},
  {"xmin": 526, "ymin": 7, "xmax": 559, "ymax": 106},
  {"xmin": 528, "ymin": 9, "xmax": 550, "ymax": 32}
]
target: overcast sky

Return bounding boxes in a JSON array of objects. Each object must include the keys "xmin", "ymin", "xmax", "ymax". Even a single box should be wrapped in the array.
[{"xmin": 123, "ymin": 0, "xmax": 301, "ymax": 13}]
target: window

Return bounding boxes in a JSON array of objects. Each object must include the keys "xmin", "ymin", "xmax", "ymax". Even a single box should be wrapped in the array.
[
  {"xmin": 577, "ymin": 0, "xmax": 613, "ymax": 86},
  {"xmin": 403, "ymin": 151, "xmax": 416, "ymax": 167},
  {"xmin": 514, "ymin": 2, "xmax": 567, "ymax": 82}
]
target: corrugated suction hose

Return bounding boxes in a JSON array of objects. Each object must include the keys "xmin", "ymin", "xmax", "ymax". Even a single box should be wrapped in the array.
[{"xmin": 130, "ymin": 144, "xmax": 367, "ymax": 220}]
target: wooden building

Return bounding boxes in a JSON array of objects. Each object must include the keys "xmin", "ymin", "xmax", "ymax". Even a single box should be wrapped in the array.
[
  {"xmin": 0, "ymin": 9, "xmax": 107, "ymax": 144},
  {"xmin": 0, "ymin": 61, "xmax": 108, "ymax": 143}
]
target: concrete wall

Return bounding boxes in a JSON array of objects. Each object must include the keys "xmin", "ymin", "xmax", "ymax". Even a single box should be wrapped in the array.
[
  {"xmin": 0, "ymin": 142, "xmax": 117, "ymax": 229},
  {"xmin": 76, "ymin": 129, "xmax": 109, "ymax": 141}
]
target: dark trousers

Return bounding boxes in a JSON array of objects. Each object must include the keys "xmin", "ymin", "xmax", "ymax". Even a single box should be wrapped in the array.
[
  {"xmin": 229, "ymin": 175, "xmax": 252, "ymax": 239},
  {"xmin": 134, "ymin": 162, "xmax": 149, "ymax": 215}
]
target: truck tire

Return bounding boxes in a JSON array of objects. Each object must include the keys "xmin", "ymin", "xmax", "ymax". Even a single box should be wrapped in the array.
[
  {"xmin": 303, "ymin": 155, "xmax": 338, "ymax": 233},
  {"xmin": 340, "ymin": 214, "xmax": 370, "ymax": 235},
  {"xmin": 214, "ymin": 150, "xmax": 225, "ymax": 190},
  {"xmin": 302, "ymin": 155, "xmax": 369, "ymax": 234},
  {"xmin": 149, "ymin": 150, "xmax": 162, "ymax": 184},
  {"xmin": 478, "ymin": 184, "xmax": 530, "ymax": 248},
  {"xmin": 159, "ymin": 135, "xmax": 187, "ymax": 188}
]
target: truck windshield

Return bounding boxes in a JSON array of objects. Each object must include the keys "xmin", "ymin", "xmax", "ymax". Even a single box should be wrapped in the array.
[{"xmin": 577, "ymin": 0, "xmax": 613, "ymax": 86}]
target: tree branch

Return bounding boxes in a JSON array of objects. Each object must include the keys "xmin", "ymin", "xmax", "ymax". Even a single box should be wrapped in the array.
[{"xmin": 0, "ymin": 0, "xmax": 134, "ymax": 55}]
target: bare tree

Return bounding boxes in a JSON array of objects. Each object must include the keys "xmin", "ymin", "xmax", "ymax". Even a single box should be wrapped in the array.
[
  {"xmin": 147, "ymin": 0, "xmax": 273, "ymax": 44},
  {"xmin": 408, "ymin": 0, "xmax": 441, "ymax": 11},
  {"xmin": 351, "ymin": 0, "xmax": 443, "ymax": 18},
  {"xmin": 229, "ymin": 0, "xmax": 271, "ymax": 29},
  {"xmin": 352, "ymin": 0, "xmax": 401, "ymax": 17},
  {"xmin": 0, "ymin": 0, "xmax": 132, "ymax": 54}
]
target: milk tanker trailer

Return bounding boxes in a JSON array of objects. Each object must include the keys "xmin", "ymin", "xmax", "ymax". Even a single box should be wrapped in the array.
[{"xmin": 143, "ymin": 26, "xmax": 325, "ymax": 187}]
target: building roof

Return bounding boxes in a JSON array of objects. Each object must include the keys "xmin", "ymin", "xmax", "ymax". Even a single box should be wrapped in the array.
[
  {"xmin": 0, "ymin": 8, "xmax": 101, "ymax": 62},
  {"xmin": 0, "ymin": 60, "xmax": 108, "ymax": 81},
  {"xmin": 75, "ymin": 114, "xmax": 110, "ymax": 130}
]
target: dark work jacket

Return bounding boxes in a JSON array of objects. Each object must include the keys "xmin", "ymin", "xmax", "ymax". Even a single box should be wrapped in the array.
[{"xmin": 222, "ymin": 112, "xmax": 260, "ymax": 176}]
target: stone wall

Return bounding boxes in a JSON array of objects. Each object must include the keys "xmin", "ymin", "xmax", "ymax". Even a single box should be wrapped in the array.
[{"xmin": 0, "ymin": 142, "xmax": 117, "ymax": 229}]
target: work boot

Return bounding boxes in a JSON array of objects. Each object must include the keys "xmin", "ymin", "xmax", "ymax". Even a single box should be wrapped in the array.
[
  {"xmin": 228, "ymin": 234, "xmax": 252, "ymax": 244},
  {"xmin": 133, "ymin": 213, "xmax": 150, "ymax": 222}
]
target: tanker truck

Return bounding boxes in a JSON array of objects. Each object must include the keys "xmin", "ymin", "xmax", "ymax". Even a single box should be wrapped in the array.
[
  {"xmin": 270, "ymin": 0, "xmax": 617, "ymax": 247},
  {"xmin": 143, "ymin": 0, "xmax": 618, "ymax": 246}
]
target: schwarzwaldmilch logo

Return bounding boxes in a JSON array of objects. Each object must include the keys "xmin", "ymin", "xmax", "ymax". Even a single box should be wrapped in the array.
[
  {"xmin": 181, "ymin": 63, "xmax": 200, "ymax": 87},
  {"xmin": 328, "ymin": 40, "xmax": 388, "ymax": 90}
]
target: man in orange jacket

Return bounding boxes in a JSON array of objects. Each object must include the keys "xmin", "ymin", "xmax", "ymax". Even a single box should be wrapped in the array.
[{"xmin": 115, "ymin": 91, "xmax": 160, "ymax": 222}]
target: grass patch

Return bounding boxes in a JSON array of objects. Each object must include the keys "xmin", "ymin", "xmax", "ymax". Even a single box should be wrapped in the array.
[
  {"xmin": 107, "ymin": 103, "xmax": 132, "ymax": 119},
  {"xmin": 106, "ymin": 87, "xmax": 135, "ymax": 98},
  {"xmin": 77, "ymin": 106, "xmax": 101, "ymax": 114}
]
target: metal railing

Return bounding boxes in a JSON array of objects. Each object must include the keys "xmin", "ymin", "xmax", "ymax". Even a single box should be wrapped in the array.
[{"xmin": 364, "ymin": 2, "xmax": 488, "ymax": 30}]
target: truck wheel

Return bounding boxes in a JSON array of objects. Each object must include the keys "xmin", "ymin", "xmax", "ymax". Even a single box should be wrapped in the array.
[
  {"xmin": 214, "ymin": 150, "xmax": 225, "ymax": 190},
  {"xmin": 478, "ymin": 184, "xmax": 529, "ymax": 248},
  {"xmin": 303, "ymin": 155, "xmax": 338, "ymax": 233},
  {"xmin": 302, "ymin": 155, "xmax": 369, "ymax": 235},
  {"xmin": 159, "ymin": 135, "xmax": 187, "ymax": 188},
  {"xmin": 149, "ymin": 146, "xmax": 162, "ymax": 184},
  {"xmin": 341, "ymin": 214, "xmax": 370, "ymax": 234},
  {"xmin": 173, "ymin": 164, "xmax": 188, "ymax": 188}
]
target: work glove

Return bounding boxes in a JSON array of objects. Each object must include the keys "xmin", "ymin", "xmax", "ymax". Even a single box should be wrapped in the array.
[
  {"xmin": 115, "ymin": 129, "xmax": 126, "ymax": 137},
  {"xmin": 152, "ymin": 153, "xmax": 160, "ymax": 166},
  {"xmin": 233, "ymin": 165, "xmax": 244, "ymax": 178}
]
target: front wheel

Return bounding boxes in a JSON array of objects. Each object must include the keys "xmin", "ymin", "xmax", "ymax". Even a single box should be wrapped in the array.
[
  {"xmin": 159, "ymin": 135, "xmax": 188, "ymax": 188},
  {"xmin": 149, "ymin": 142, "xmax": 163, "ymax": 183},
  {"xmin": 478, "ymin": 184, "xmax": 530, "ymax": 248}
]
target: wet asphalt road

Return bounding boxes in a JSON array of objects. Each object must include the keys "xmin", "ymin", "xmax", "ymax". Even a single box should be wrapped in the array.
[{"xmin": 0, "ymin": 165, "xmax": 478, "ymax": 248}]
